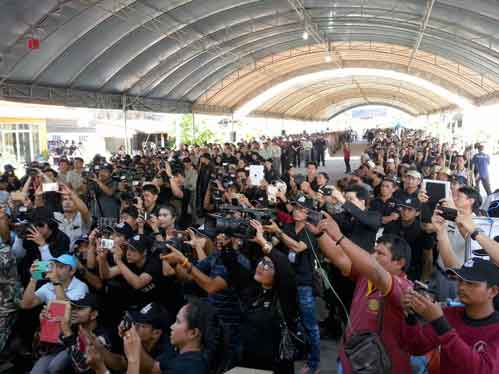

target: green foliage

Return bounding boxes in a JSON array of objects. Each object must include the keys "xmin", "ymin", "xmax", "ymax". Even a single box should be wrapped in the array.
[
  {"xmin": 179, "ymin": 114, "xmax": 218, "ymax": 145},
  {"xmin": 41, "ymin": 149, "xmax": 49, "ymax": 160}
]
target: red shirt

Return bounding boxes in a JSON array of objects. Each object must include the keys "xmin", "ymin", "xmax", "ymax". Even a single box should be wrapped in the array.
[
  {"xmin": 402, "ymin": 307, "xmax": 499, "ymax": 374},
  {"xmin": 339, "ymin": 273, "xmax": 413, "ymax": 374}
]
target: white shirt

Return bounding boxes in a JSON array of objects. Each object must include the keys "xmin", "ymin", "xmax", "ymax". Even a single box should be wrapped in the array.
[
  {"xmin": 35, "ymin": 277, "xmax": 88, "ymax": 304},
  {"xmin": 54, "ymin": 211, "xmax": 91, "ymax": 251}
]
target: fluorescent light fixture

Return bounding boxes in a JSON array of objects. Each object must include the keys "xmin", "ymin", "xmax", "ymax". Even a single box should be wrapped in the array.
[{"xmin": 233, "ymin": 68, "xmax": 475, "ymax": 118}]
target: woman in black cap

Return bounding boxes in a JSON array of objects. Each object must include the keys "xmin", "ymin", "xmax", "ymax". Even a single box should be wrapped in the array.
[{"xmin": 221, "ymin": 220, "xmax": 299, "ymax": 374}]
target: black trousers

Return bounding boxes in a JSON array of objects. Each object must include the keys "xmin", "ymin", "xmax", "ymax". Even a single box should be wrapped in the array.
[{"xmin": 344, "ymin": 158, "xmax": 351, "ymax": 173}]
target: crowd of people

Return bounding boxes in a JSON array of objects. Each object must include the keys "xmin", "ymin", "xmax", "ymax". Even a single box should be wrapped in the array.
[{"xmin": 0, "ymin": 128, "xmax": 499, "ymax": 374}]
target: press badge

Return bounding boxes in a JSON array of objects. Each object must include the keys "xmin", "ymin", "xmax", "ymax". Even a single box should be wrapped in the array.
[{"xmin": 288, "ymin": 251, "xmax": 296, "ymax": 263}]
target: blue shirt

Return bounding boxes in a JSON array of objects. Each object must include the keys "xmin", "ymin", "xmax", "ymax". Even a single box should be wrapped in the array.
[
  {"xmin": 196, "ymin": 251, "xmax": 250, "ymax": 325},
  {"xmin": 472, "ymin": 152, "xmax": 490, "ymax": 177}
]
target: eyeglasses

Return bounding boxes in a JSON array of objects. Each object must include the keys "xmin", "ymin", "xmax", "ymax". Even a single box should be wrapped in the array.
[{"xmin": 258, "ymin": 259, "xmax": 275, "ymax": 272}]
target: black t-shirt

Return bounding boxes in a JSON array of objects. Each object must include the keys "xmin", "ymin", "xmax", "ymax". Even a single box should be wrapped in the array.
[
  {"xmin": 384, "ymin": 219, "xmax": 435, "ymax": 281},
  {"xmin": 119, "ymin": 255, "xmax": 163, "ymax": 309},
  {"xmin": 162, "ymin": 351, "xmax": 208, "ymax": 374},
  {"xmin": 370, "ymin": 197, "xmax": 398, "ymax": 220},
  {"xmin": 222, "ymin": 154, "xmax": 238, "ymax": 165},
  {"xmin": 281, "ymin": 223, "xmax": 317, "ymax": 287}
]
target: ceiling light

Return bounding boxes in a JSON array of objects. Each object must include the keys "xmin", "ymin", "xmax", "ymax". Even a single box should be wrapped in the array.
[
  {"xmin": 302, "ymin": 31, "xmax": 309, "ymax": 40},
  {"xmin": 325, "ymin": 55, "xmax": 332, "ymax": 63}
]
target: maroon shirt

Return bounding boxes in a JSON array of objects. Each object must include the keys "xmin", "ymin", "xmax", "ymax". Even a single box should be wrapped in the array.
[
  {"xmin": 339, "ymin": 272, "xmax": 413, "ymax": 373},
  {"xmin": 402, "ymin": 307, "xmax": 499, "ymax": 374}
]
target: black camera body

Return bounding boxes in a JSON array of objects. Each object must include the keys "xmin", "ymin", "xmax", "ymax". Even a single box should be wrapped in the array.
[
  {"xmin": 205, "ymin": 206, "xmax": 276, "ymax": 239},
  {"xmin": 438, "ymin": 206, "xmax": 458, "ymax": 222}
]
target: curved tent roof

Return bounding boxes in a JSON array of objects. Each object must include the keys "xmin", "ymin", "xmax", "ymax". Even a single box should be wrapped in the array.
[{"xmin": 0, "ymin": 0, "xmax": 498, "ymax": 119}]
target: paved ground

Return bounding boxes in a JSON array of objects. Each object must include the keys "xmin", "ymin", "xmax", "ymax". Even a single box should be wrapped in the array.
[
  {"xmin": 294, "ymin": 142, "xmax": 368, "ymax": 374},
  {"xmin": 296, "ymin": 142, "xmax": 368, "ymax": 181}
]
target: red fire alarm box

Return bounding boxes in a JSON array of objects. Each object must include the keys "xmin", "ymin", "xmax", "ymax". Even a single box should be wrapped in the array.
[{"xmin": 27, "ymin": 38, "xmax": 40, "ymax": 50}]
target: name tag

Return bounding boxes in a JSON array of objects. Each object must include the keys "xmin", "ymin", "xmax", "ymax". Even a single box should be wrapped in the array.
[{"xmin": 288, "ymin": 252, "xmax": 296, "ymax": 263}]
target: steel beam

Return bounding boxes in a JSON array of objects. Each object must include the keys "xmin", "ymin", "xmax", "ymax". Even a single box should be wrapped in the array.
[
  {"xmin": 408, "ymin": 0, "xmax": 437, "ymax": 71},
  {"xmin": 0, "ymin": 81, "xmax": 192, "ymax": 113}
]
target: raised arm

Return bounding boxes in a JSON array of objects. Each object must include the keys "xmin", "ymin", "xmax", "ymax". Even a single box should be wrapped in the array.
[{"xmin": 318, "ymin": 214, "xmax": 392, "ymax": 294}]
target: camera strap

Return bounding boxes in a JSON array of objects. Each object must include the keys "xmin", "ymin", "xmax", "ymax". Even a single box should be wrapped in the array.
[{"xmin": 304, "ymin": 230, "xmax": 352, "ymax": 328}]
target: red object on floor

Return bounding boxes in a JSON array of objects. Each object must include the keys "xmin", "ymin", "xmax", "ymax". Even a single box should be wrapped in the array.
[{"xmin": 27, "ymin": 38, "xmax": 40, "ymax": 49}]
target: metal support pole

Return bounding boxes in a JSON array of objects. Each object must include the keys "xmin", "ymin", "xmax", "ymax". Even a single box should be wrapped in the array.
[
  {"xmin": 122, "ymin": 95, "xmax": 130, "ymax": 154},
  {"xmin": 175, "ymin": 115, "xmax": 181, "ymax": 150},
  {"xmin": 192, "ymin": 112, "xmax": 196, "ymax": 145}
]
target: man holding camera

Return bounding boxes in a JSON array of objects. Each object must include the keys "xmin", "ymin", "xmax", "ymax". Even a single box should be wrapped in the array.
[
  {"xmin": 85, "ymin": 302, "xmax": 174, "ymax": 374},
  {"xmin": 434, "ymin": 186, "xmax": 482, "ymax": 268},
  {"xmin": 98, "ymin": 235, "xmax": 163, "ymax": 313},
  {"xmin": 401, "ymin": 258, "xmax": 499, "ymax": 374},
  {"xmin": 87, "ymin": 164, "xmax": 120, "ymax": 220}
]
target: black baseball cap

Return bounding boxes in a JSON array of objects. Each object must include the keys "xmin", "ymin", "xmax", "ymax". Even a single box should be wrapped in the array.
[
  {"xmin": 113, "ymin": 222, "xmax": 136, "ymax": 240},
  {"xmin": 121, "ymin": 206, "xmax": 139, "ymax": 219},
  {"xmin": 74, "ymin": 235, "xmax": 90, "ymax": 247},
  {"xmin": 398, "ymin": 196, "xmax": 422, "ymax": 211},
  {"xmin": 71, "ymin": 293, "xmax": 100, "ymax": 310},
  {"xmin": 291, "ymin": 195, "xmax": 316, "ymax": 210},
  {"xmin": 128, "ymin": 303, "xmax": 169, "ymax": 331},
  {"xmin": 446, "ymin": 258, "xmax": 499, "ymax": 285},
  {"xmin": 101, "ymin": 164, "xmax": 113, "ymax": 172},
  {"xmin": 125, "ymin": 234, "xmax": 150, "ymax": 253}
]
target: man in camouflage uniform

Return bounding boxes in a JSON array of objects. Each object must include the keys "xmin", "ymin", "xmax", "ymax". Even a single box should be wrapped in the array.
[{"xmin": 0, "ymin": 241, "xmax": 21, "ymax": 353}]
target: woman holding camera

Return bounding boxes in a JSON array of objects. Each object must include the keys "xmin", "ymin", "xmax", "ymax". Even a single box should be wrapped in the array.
[{"xmin": 222, "ymin": 220, "xmax": 299, "ymax": 374}]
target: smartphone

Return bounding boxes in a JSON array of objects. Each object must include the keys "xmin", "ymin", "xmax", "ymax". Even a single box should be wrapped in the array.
[
  {"xmin": 100, "ymin": 238, "xmax": 114, "ymax": 250},
  {"xmin": 33, "ymin": 261, "xmax": 53, "ymax": 280},
  {"xmin": 122, "ymin": 312, "xmax": 133, "ymax": 332},
  {"xmin": 42, "ymin": 183, "xmax": 59, "ymax": 193}
]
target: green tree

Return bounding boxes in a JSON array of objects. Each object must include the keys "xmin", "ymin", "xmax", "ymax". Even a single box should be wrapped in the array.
[{"xmin": 179, "ymin": 114, "xmax": 217, "ymax": 145}]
